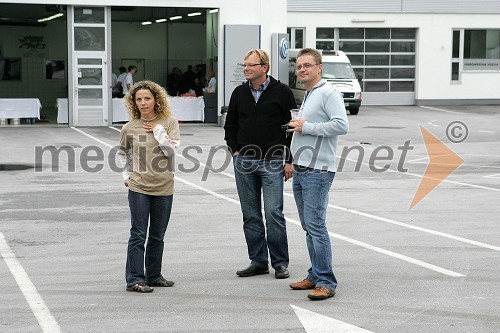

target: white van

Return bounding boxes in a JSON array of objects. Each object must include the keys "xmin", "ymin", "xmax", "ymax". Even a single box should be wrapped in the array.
[{"xmin": 288, "ymin": 49, "xmax": 362, "ymax": 115}]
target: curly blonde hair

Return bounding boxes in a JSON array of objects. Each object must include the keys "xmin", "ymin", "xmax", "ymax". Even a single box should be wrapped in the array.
[{"xmin": 124, "ymin": 80, "xmax": 172, "ymax": 120}]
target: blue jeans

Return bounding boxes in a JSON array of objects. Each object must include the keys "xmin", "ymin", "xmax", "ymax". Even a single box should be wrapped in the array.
[
  {"xmin": 292, "ymin": 165, "xmax": 337, "ymax": 291},
  {"xmin": 233, "ymin": 156, "xmax": 289, "ymax": 268},
  {"xmin": 126, "ymin": 190, "xmax": 173, "ymax": 286}
]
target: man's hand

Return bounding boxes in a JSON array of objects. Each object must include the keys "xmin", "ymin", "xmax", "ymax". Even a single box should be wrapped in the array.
[
  {"xmin": 288, "ymin": 118, "xmax": 306, "ymax": 133},
  {"xmin": 284, "ymin": 163, "xmax": 293, "ymax": 181}
]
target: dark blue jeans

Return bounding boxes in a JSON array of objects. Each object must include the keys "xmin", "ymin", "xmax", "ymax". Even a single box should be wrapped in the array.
[
  {"xmin": 233, "ymin": 156, "xmax": 289, "ymax": 269},
  {"xmin": 293, "ymin": 166, "xmax": 337, "ymax": 291},
  {"xmin": 126, "ymin": 190, "xmax": 173, "ymax": 286}
]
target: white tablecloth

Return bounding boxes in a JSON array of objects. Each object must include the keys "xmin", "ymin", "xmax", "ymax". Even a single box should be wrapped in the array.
[
  {"xmin": 57, "ymin": 96, "xmax": 205, "ymax": 124},
  {"xmin": 56, "ymin": 98, "xmax": 69, "ymax": 124},
  {"xmin": 0, "ymin": 98, "xmax": 41, "ymax": 119}
]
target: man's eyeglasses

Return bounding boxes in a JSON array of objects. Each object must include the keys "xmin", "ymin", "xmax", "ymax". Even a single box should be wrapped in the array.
[
  {"xmin": 296, "ymin": 63, "xmax": 319, "ymax": 71},
  {"xmin": 238, "ymin": 63, "xmax": 265, "ymax": 68}
]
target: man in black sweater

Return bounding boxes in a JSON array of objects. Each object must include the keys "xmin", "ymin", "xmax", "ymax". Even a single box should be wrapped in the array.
[{"xmin": 224, "ymin": 49, "xmax": 297, "ymax": 280}]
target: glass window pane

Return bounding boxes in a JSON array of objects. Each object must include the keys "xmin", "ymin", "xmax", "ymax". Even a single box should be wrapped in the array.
[
  {"xmin": 391, "ymin": 28, "xmax": 416, "ymax": 39},
  {"xmin": 295, "ymin": 29, "xmax": 304, "ymax": 48},
  {"xmin": 451, "ymin": 62, "xmax": 459, "ymax": 80},
  {"xmin": 348, "ymin": 54, "xmax": 364, "ymax": 66},
  {"xmin": 74, "ymin": 7, "xmax": 105, "ymax": 24},
  {"xmin": 391, "ymin": 41, "xmax": 415, "ymax": 53},
  {"xmin": 317, "ymin": 28, "xmax": 334, "ymax": 39},
  {"xmin": 353, "ymin": 68, "xmax": 364, "ymax": 81},
  {"xmin": 365, "ymin": 81, "xmax": 389, "ymax": 92},
  {"xmin": 452, "ymin": 31, "xmax": 460, "ymax": 58},
  {"xmin": 339, "ymin": 28, "xmax": 364, "ymax": 39},
  {"xmin": 365, "ymin": 54, "xmax": 389, "ymax": 65},
  {"xmin": 78, "ymin": 68, "xmax": 102, "ymax": 85},
  {"xmin": 78, "ymin": 88, "xmax": 103, "ymax": 102},
  {"xmin": 391, "ymin": 68, "xmax": 415, "ymax": 79},
  {"xmin": 366, "ymin": 28, "xmax": 390, "ymax": 39},
  {"xmin": 339, "ymin": 41, "xmax": 364, "ymax": 52},
  {"xmin": 365, "ymin": 68, "xmax": 389, "ymax": 79},
  {"xmin": 78, "ymin": 59, "xmax": 102, "ymax": 65},
  {"xmin": 463, "ymin": 30, "xmax": 500, "ymax": 59},
  {"xmin": 390, "ymin": 81, "xmax": 414, "ymax": 91},
  {"xmin": 391, "ymin": 55, "xmax": 415, "ymax": 65},
  {"xmin": 74, "ymin": 27, "xmax": 105, "ymax": 51},
  {"xmin": 316, "ymin": 41, "xmax": 335, "ymax": 50},
  {"xmin": 366, "ymin": 41, "xmax": 390, "ymax": 52}
]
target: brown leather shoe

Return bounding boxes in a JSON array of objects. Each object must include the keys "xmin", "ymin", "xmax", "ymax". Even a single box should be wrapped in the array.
[
  {"xmin": 290, "ymin": 279, "xmax": 315, "ymax": 290},
  {"xmin": 307, "ymin": 286, "xmax": 335, "ymax": 300}
]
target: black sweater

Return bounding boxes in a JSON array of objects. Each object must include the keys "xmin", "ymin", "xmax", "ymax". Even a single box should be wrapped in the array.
[{"xmin": 224, "ymin": 76, "xmax": 297, "ymax": 162}]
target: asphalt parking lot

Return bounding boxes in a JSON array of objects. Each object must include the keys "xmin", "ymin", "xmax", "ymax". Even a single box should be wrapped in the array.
[{"xmin": 0, "ymin": 105, "xmax": 499, "ymax": 332}]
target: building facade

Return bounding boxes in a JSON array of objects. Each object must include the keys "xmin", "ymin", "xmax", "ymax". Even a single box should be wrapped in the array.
[{"xmin": 287, "ymin": 0, "xmax": 500, "ymax": 105}]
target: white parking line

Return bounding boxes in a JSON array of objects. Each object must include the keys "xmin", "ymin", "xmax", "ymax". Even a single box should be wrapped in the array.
[
  {"xmin": 106, "ymin": 127, "xmax": 500, "ymax": 253},
  {"xmin": 175, "ymin": 177, "xmax": 464, "ymax": 277},
  {"xmin": 0, "ymin": 232, "xmax": 61, "ymax": 333},
  {"xmin": 419, "ymin": 105, "xmax": 466, "ymax": 114}
]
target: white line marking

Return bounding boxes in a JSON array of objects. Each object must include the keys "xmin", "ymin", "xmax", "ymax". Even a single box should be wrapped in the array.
[
  {"xmin": 176, "ymin": 177, "xmax": 463, "ymax": 277},
  {"xmin": 339, "ymin": 155, "xmax": 500, "ymax": 192},
  {"xmin": 484, "ymin": 173, "xmax": 500, "ymax": 179},
  {"xmin": 83, "ymin": 128, "xmax": 500, "ymax": 252},
  {"xmin": 0, "ymin": 232, "xmax": 61, "ymax": 333},
  {"xmin": 419, "ymin": 105, "xmax": 466, "ymax": 115},
  {"xmin": 291, "ymin": 305, "xmax": 374, "ymax": 333}
]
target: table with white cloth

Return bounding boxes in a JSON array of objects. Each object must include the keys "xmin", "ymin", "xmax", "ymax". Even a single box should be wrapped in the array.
[
  {"xmin": 0, "ymin": 98, "xmax": 41, "ymax": 124},
  {"xmin": 56, "ymin": 98, "xmax": 69, "ymax": 124},
  {"xmin": 57, "ymin": 97, "xmax": 205, "ymax": 123}
]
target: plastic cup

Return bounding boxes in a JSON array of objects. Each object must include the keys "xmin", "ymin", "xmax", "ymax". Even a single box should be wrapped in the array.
[{"xmin": 290, "ymin": 108, "xmax": 300, "ymax": 119}]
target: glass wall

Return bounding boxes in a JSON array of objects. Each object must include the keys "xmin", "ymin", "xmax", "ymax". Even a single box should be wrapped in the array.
[{"xmin": 316, "ymin": 27, "xmax": 416, "ymax": 92}]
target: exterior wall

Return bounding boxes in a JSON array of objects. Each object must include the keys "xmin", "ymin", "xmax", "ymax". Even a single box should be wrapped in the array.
[
  {"xmin": 287, "ymin": 11, "xmax": 500, "ymax": 104},
  {"xmin": 287, "ymin": 0, "xmax": 500, "ymax": 14}
]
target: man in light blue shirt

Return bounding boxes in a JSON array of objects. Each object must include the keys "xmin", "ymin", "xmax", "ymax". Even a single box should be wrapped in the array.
[{"xmin": 288, "ymin": 48, "xmax": 349, "ymax": 300}]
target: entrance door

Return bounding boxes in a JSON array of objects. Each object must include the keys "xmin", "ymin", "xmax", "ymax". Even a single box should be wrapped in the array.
[{"xmin": 69, "ymin": 6, "xmax": 110, "ymax": 126}]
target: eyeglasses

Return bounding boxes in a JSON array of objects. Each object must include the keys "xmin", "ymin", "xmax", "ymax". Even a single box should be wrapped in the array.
[
  {"xmin": 238, "ymin": 63, "xmax": 265, "ymax": 68},
  {"xmin": 296, "ymin": 63, "xmax": 319, "ymax": 71}
]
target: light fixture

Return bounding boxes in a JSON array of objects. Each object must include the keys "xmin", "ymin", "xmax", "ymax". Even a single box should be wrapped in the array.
[
  {"xmin": 141, "ymin": 21, "xmax": 152, "ymax": 25},
  {"xmin": 155, "ymin": 18, "xmax": 167, "ymax": 23},
  {"xmin": 170, "ymin": 16, "xmax": 182, "ymax": 20},
  {"xmin": 37, "ymin": 13, "xmax": 64, "ymax": 22},
  {"xmin": 187, "ymin": 12, "xmax": 202, "ymax": 17},
  {"xmin": 208, "ymin": 9, "xmax": 219, "ymax": 14}
]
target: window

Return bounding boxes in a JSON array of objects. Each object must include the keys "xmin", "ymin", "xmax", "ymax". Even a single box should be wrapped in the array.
[
  {"xmin": 317, "ymin": 27, "xmax": 416, "ymax": 93},
  {"xmin": 452, "ymin": 29, "xmax": 500, "ymax": 82},
  {"xmin": 288, "ymin": 27, "xmax": 305, "ymax": 49}
]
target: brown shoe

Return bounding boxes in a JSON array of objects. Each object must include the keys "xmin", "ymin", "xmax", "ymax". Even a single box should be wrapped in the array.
[
  {"xmin": 290, "ymin": 279, "xmax": 315, "ymax": 290},
  {"xmin": 307, "ymin": 286, "xmax": 335, "ymax": 300}
]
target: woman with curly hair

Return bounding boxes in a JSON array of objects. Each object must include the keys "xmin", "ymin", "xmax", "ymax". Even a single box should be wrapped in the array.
[{"xmin": 117, "ymin": 80, "xmax": 180, "ymax": 293}]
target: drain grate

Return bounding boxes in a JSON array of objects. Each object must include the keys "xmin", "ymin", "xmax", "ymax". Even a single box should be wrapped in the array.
[{"xmin": 0, "ymin": 164, "xmax": 34, "ymax": 171}]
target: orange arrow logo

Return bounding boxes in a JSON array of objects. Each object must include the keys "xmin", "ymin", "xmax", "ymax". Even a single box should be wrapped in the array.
[{"xmin": 409, "ymin": 126, "xmax": 464, "ymax": 209}]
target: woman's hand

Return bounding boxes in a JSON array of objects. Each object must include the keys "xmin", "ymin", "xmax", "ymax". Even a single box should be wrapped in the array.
[{"xmin": 143, "ymin": 122, "xmax": 159, "ymax": 132}]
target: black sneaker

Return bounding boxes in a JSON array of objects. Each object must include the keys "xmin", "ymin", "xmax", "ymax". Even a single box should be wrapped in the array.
[
  {"xmin": 126, "ymin": 282, "xmax": 154, "ymax": 293},
  {"xmin": 147, "ymin": 277, "xmax": 175, "ymax": 287},
  {"xmin": 274, "ymin": 266, "xmax": 290, "ymax": 279}
]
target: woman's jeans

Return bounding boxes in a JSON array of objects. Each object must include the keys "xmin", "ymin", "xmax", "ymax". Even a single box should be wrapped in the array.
[
  {"xmin": 292, "ymin": 166, "xmax": 337, "ymax": 291},
  {"xmin": 233, "ymin": 155, "xmax": 289, "ymax": 269},
  {"xmin": 126, "ymin": 190, "xmax": 173, "ymax": 286}
]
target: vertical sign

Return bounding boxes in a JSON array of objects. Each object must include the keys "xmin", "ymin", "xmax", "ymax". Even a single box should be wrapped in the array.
[
  {"xmin": 271, "ymin": 33, "xmax": 289, "ymax": 85},
  {"xmin": 223, "ymin": 25, "xmax": 260, "ymax": 106}
]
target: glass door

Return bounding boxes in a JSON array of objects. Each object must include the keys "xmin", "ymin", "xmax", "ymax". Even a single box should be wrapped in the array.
[{"xmin": 68, "ymin": 6, "xmax": 109, "ymax": 126}]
